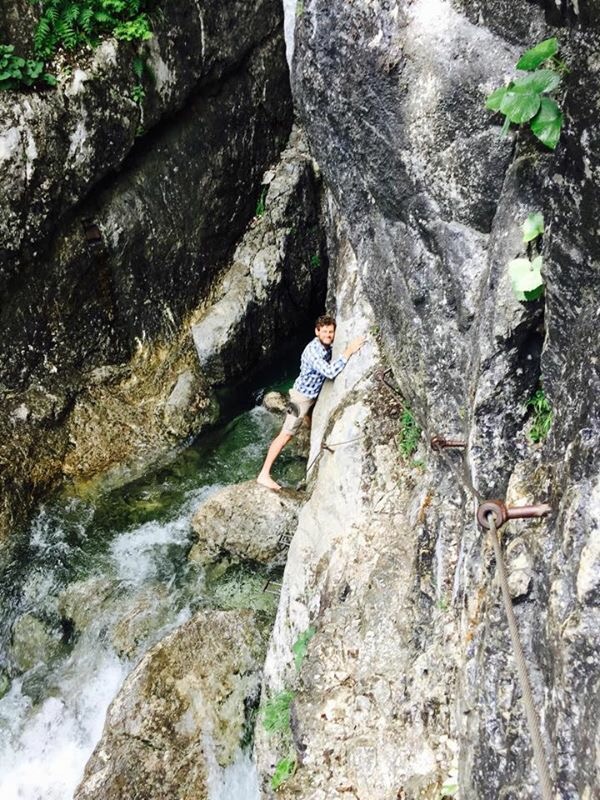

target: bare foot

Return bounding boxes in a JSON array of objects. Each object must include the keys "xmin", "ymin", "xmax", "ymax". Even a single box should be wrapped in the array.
[{"xmin": 256, "ymin": 474, "xmax": 282, "ymax": 491}]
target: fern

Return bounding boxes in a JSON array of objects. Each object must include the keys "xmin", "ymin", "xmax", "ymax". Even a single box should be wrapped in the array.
[
  {"xmin": 32, "ymin": 0, "xmax": 156, "ymax": 58},
  {"xmin": 4, "ymin": 0, "xmax": 157, "ymax": 91}
]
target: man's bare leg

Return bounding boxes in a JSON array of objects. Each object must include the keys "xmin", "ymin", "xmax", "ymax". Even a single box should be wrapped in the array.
[{"xmin": 257, "ymin": 431, "xmax": 293, "ymax": 490}]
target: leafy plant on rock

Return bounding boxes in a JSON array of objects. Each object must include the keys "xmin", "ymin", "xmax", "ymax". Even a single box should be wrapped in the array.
[
  {"xmin": 508, "ymin": 211, "xmax": 545, "ymax": 301},
  {"xmin": 0, "ymin": 44, "xmax": 56, "ymax": 90},
  {"xmin": 486, "ymin": 38, "xmax": 566, "ymax": 149},
  {"xmin": 1, "ymin": 0, "xmax": 155, "ymax": 91}
]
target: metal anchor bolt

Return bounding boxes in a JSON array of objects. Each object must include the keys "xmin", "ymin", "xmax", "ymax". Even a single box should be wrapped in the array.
[
  {"xmin": 477, "ymin": 499, "xmax": 552, "ymax": 529},
  {"xmin": 430, "ymin": 435, "xmax": 466, "ymax": 451}
]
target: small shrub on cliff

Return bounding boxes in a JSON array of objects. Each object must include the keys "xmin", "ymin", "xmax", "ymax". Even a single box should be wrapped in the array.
[
  {"xmin": 255, "ymin": 186, "xmax": 268, "ymax": 218},
  {"xmin": 397, "ymin": 408, "xmax": 421, "ymax": 459},
  {"xmin": 272, "ymin": 755, "xmax": 296, "ymax": 790},
  {"xmin": 527, "ymin": 389, "xmax": 552, "ymax": 443},
  {"xmin": 486, "ymin": 38, "xmax": 566, "ymax": 150},
  {"xmin": 263, "ymin": 690, "xmax": 294, "ymax": 734},
  {"xmin": 1, "ymin": 0, "xmax": 155, "ymax": 90},
  {"xmin": 292, "ymin": 626, "xmax": 316, "ymax": 671}
]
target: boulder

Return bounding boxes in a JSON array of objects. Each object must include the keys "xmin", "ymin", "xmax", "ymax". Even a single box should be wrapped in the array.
[
  {"xmin": 10, "ymin": 613, "xmax": 61, "ymax": 672},
  {"xmin": 75, "ymin": 609, "xmax": 265, "ymax": 800},
  {"xmin": 263, "ymin": 391, "xmax": 288, "ymax": 413},
  {"xmin": 189, "ymin": 481, "xmax": 302, "ymax": 567},
  {"xmin": 109, "ymin": 585, "xmax": 174, "ymax": 659},
  {"xmin": 58, "ymin": 576, "xmax": 116, "ymax": 633}
]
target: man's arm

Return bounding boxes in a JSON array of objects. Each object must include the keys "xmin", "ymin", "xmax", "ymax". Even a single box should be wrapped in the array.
[{"xmin": 307, "ymin": 335, "xmax": 366, "ymax": 380}]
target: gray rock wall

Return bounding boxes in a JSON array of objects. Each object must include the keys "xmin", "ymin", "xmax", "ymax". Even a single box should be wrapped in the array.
[
  {"xmin": 1, "ymin": 0, "xmax": 292, "ymax": 389},
  {"xmin": 0, "ymin": 0, "xmax": 295, "ymax": 540},
  {"xmin": 259, "ymin": 0, "xmax": 600, "ymax": 797}
]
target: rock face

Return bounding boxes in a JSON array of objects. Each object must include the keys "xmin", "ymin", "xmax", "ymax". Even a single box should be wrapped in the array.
[
  {"xmin": 0, "ymin": 0, "xmax": 302, "ymax": 540},
  {"xmin": 255, "ymin": 2, "xmax": 600, "ymax": 796},
  {"xmin": 75, "ymin": 610, "xmax": 265, "ymax": 800},
  {"xmin": 191, "ymin": 127, "xmax": 326, "ymax": 386},
  {"xmin": 189, "ymin": 481, "xmax": 302, "ymax": 568}
]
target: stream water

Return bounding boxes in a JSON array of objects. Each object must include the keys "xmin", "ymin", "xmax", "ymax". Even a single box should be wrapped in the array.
[{"xmin": 0, "ymin": 393, "xmax": 303, "ymax": 800}]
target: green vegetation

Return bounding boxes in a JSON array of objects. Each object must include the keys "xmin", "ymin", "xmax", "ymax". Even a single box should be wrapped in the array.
[
  {"xmin": 131, "ymin": 52, "xmax": 151, "ymax": 103},
  {"xmin": 292, "ymin": 626, "xmax": 316, "ymax": 671},
  {"xmin": 440, "ymin": 782, "xmax": 459, "ymax": 798},
  {"xmin": 272, "ymin": 756, "xmax": 297, "ymax": 790},
  {"xmin": 263, "ymin": 690, "xmax": 294, "ymax": 734},
  {"xmin": 255, "ymin": 186, "xmax": 268, "ymax": 217},
  {"xmin": 527, "ymin": 389, "xmax": 552, "ymax": 443},
  {"xmin": 398, "ymin": 407, "xmax": 421, "ymax": 459},
  {"xmin": 508, "ymin": 212, "xmax": 545, "ymax": 301},
  {"xmin": 310, "ymin": 253, "xmax": 321, "ymax": 269},
  {"xmin": 32, "ymin": 0, "xmax": 153, "ymax": 58},
  {"xmin": 263, "ymin": 690, "xmax": 296, "ymax": 790},
  {"xmin": 522, "ymin": 211, "xmax": 544, "ymax": 242},
  {"xmin": 0, "ymin": 45, "xmax": 56, "ymax": 90},
  {"xmin": 1, "ymin": 0, "xmax": 155, "ymax": 91},
  {"xmin": 262, "ymin": 627, "xmax": 318, "ymax": 790},
  {"xmin": 486, "ymin": 38, "xmax": 566, "ymax": 149}
]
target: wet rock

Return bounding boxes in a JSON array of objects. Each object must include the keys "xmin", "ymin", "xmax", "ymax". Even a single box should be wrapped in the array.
[
  {"xmin": 58, "ymin": 577, "xmax": 116, "ymax": 633},
  {"xmin": 189, "ymin": 481, "xmax": 302, "ymax": 568},
  {"xmin": 0, "ymin": 669, "xmax": 10, "ymax": 699},
  {"xmin": 0, "ymin": 0, "xmax": 37, "ymax": 53},
  {"xmin": 162, "ymin": 370, "xmax": 203, "ymax": 437},
  {"xmin": 109, "ymin": 585, "xmax": 174, "ymax": 659},
  {"xmin": 75, "ymin": 609, "xmax": 266, "ymax": 800},
  {"xmin": 10, "ymin": 613, "xmax": 61, "ymax": 672}
]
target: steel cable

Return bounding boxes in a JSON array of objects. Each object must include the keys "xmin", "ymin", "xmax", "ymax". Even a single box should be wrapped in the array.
[
  {"xmin": 377, "ymin": 366, "xmax": 554, "ymax": 797},
  {"xmin": 487, "ymin": 512, "xmax": 554, "ymax": 800}
]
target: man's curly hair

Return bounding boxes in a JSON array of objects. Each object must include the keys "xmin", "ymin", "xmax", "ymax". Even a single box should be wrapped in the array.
[{"xmin": 315, "ymin": 314, "xmax": 336, "ymax": 329}]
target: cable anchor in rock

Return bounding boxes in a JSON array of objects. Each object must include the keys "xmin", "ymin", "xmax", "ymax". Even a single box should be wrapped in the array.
[
  {"xmin": 476, "ymin": 500, "xmax": 552, "ymax": 529},
  {"xmin": 430, "ymin": 435, "xmax": 466, "ymax": 451}
]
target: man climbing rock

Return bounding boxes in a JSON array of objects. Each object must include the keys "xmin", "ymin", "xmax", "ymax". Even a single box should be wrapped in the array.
[{"xmin": 256, "ymin": 315, "xmax": 366, "ymax": 490}]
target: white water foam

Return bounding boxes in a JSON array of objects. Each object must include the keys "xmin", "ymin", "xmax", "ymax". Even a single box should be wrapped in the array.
[
  {"xmin": 206, "ymin": 747, "xmax": 261, "ymax": 800},
  {"xmin": 0, "ymin": 653, "xmax": 127, "ymax": 800}
]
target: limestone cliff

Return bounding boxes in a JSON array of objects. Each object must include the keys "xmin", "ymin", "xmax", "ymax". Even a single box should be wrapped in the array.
[
  {"xmin": 255, "ymin": 2, "xmax": 600, "ymax": 798},
  {"xmin": 0, "ymin": 2, "xmax": 327, "ymax": 541}
]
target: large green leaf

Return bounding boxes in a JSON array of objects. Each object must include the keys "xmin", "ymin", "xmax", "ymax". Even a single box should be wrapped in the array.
[
  {"xmin": 486, "ymin": 85, "xmax": 508, "ymax": 111},
  {"xmin": 516, "ymin": 38, "xmax": 559, "ymax": 71},
  {"xmin": 499, "ymin": 70, "xmax": 561, "ymax": 124},
  {"xmin": 530, "ymin": 97, "xmax": 563, "ymax": 149},
  {"xmin": 511, "ymin": 69, "xmax": 561, "ymax": 95},
  {"xmin": 500, "ymin": 89, "xmax": 540, "ymax": 124},
  {"xmin": 522, "ymin": 211, "xmax": 544, "ymax": 242},
  {"xmin": 509, "ymin": 256, "xmax": 544, "ymax": 301}
]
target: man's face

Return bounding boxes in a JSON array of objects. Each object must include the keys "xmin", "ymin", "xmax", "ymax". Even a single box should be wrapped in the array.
[{"xmin": 316, "ymin": 324, "xmax": 336, "ymax": 346}]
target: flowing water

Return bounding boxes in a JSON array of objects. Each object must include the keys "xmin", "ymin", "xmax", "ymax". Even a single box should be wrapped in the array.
[{"xmin": 0, "ymin": 398, "xmax": 304, "ymax": 800}]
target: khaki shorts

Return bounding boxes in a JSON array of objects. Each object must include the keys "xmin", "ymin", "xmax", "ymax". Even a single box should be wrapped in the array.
[{"xmin": 282, "ymin": 388, "xmax": 315, "ymax": 435}]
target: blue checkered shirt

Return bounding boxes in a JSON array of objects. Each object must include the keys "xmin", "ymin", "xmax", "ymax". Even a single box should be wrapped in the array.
[{"xmin": 292, "ymin": 338, "xmax": 347, "ymax": 399}]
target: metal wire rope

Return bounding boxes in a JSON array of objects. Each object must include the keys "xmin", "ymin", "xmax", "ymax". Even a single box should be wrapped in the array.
[{"xmin": 376, "ymin": 367, "xmax": 554, "ymax": 797}]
